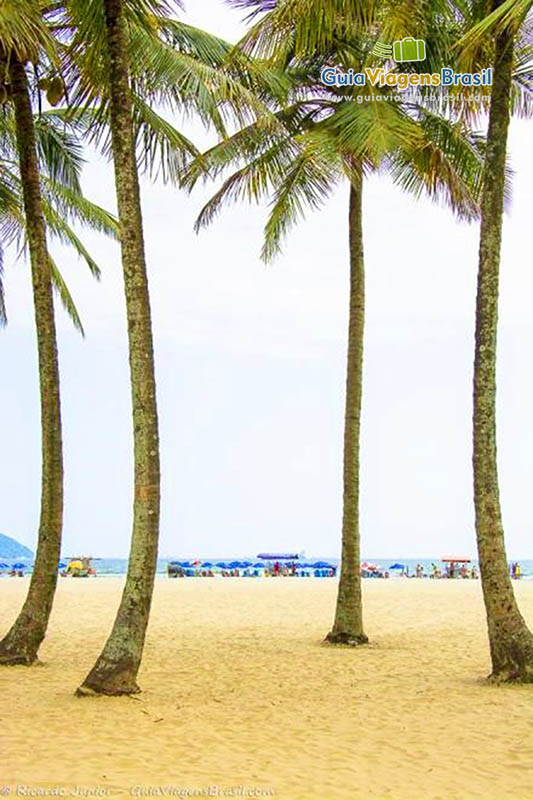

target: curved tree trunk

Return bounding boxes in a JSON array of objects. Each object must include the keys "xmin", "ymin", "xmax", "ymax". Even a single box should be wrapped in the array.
[
  {"xmin": 0, "ymin": 59, "xmax": 63, "ymax": 665},
  {"xmin": 77, "ymin": 0, "xmax": 160, "ymax": 696},
  {"xmin": 473, "ymin": 22, "xmax": 533, "ymax": 682},
  {"xmin": 326, "ymin": 177, "xmax": 368, "ymax": 646}
]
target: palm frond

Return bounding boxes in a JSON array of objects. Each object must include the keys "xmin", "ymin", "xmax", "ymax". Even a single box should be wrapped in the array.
[
  {"xmin": 40, "ymin": 176, "xmax": 119, "ymax": 241},
  {"xmin": 49, "ymin": 253, "xmax": 84, "ymax": 335},
  {"xmin": 227, "ymin": 0, "xmax": 378, "ymax": 60},
  {"xmin": 261, "ymin": 139, "xmax": 342, "ymax": 260},
  {"xmin": 132, "ymin": 95, "xmax": 200, "ymax": 182},
  {"xmin": 42, "ymin": 201, "xmax": 102, "ymax": 280},
  {"xmin": 182, "ymin": 100, "xmax": 311, "ymax": 190},
  {"xmin": 194, "ymin": 137, "xmax": 302, "ymax": 232},
  {"xmin": 388, "ymin": 111, "xmax": 487, "ymax": 221},
  {"xmin": 33, "ymin": 113, "xmax": 85, "ymax": 191},
  {"xmin": 0, "ymin": 244, "xmax": 6, "ymax": 327},
  {"xmin": 0, "ymin": 0, "xmax": 57, "ymax": 64}
]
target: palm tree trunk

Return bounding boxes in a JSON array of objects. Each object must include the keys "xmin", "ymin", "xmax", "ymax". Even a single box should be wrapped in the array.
[
  {"xmin": 76, "ymin": 0, "xmax": 160, "ymax": 696},
  {"xmin": 326, "ymin": 176, "xmax": 368, "ymax": 646},
  {"xmin": 0, "ymin": 58, "xmax": 63, "ymax": 665},
  {"xmin": 473, "ymin": 23, "xmax": 533, "ymax": 682}
]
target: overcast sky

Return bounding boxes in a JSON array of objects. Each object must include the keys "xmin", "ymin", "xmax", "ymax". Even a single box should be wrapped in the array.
[{"xmin": 1, "ymin": 1, "xmax": 532, "ymax": 560}]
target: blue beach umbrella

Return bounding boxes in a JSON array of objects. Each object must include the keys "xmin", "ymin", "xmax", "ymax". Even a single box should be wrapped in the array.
[
  {"xmin": 215, "ymin": 562, "xmax": 228, "ymax": 569},
  {"xmin": 0, "ymin": 562, "xmax": 9, "ymax": 569},
  {"xmin": 202, "ymin": 562, "xmax": 213, "ymax": 568},
  {"xmin": 389, "ymin": 563, "xmax": 405, "ymax": 570},
  {"xmin": 312, "ymin": 561, "xmax": 333, "ymax": 568},
  {"xmin": 228, "ymin": 561, "xmax": 241, "ymax": 568},
  {"xmin": 253, "ymin": 563, "xmax": 264, "ymax": 569},
  {"xmin": 12, "ymin": 563, "xmax": 26, "ymax": 570},
  {"xmin": 241, "ymin": 561, "xmax": 253, "ymax": 567},
  {"xmin": 58, "ymin": 562, "xmax": 67, "ymax": 569}
]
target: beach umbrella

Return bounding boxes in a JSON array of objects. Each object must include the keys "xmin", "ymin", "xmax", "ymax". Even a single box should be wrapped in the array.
[
  {"xmin": 389, "ymin": 563, "xmax": 405, "ymax": 570},
  {"xmin": 215, "ymin": 562, "xmax": 228, "ymax": 569},
  {"xmin": 202, "ymin": 562, "xmax": 213, "ymax": 568},
  {"xmin": 11, "ymin": 563, "xmax": 26, "ymax": 570},
  {"xmin": 241, "ymin": 561, "xmax": 253, "ymax": 567},
  {"xmin": 228, "ymin": 561, "xmax": 241, "ymax": 568},
  {"xmin": 252, "ymin": 563, "xmax": 264, "ymax": 569},
  {"xmin": 58, "ymin": 562, "xmax": 67, "ymax": 569},
  {"xmin": 0, "ymin": 562, "xmax": 9, "ymax": 569},
  {"xmin": 312, "ymin": 561, "xmax": 333, "ymax": 568}
]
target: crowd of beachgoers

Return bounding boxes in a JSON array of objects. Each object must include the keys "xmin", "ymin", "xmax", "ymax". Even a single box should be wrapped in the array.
[
  {"xmin": 167, "ymin": 559, "xmax": 337, "ymax": 578},
  {"xmin": 1, "ymin": 558, "xmax": 524, "ymax": 580},
  {"xmin": 367, "ymin": 561, "xmax": 524, "ymax": 579}
]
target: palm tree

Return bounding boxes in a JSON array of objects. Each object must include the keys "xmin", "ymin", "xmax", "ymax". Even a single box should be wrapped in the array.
[
  {"xmin": 459, "ymin": 0, "xmax": 533, "ymax": 681},
  {"xmin": 65, "ymin": 0, "xmax": 284, "ymax": 694},
  {"xmin": 184, "ymin": 22, "xmax": 486, "ymax": 644},
  {"xmin": 75, "ymin": 0, "xmax": 163, "ymax": 696},
  {"xmin": 0, "ymin": 97, "xmax": 118, "ymax": 665},
  {"xmin": 0, "ymin": 53, "xmax": 64, "ymax": 668},
  {"xmin": 0, "ymin": 0, "xmax": 119, "ymax": 663}
]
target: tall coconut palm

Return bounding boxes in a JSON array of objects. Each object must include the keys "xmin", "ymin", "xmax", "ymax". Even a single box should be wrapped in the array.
[
  {"xmin": 75, "ymin": 0, "xmax": 163, "ymax": 696},
  {"xmin": 458, "ymin": 0, "xmax": 533, "ymax": 681},
  {"xmin": 0, "ymin": 55, "xmax": 64, "ymax": 667},
  {"xmin": 0, "ymin": 96, "xmax": 119, "ymax": 665},
  {"xmin": 184, "ymin": 27, "xmax": 486, "ymax": 645},
  {"xmin": 0, "ymin": 0, "xmax": 121, "ymax": 664},
  {"xmin": 64, "ymin": 0, "xmax": 284, "ymax": 694}
]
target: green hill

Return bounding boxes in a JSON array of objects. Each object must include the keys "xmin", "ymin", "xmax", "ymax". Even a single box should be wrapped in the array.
[{"xmin": 0, "ymin": 533, "xmax": 33, "ymax": 561}]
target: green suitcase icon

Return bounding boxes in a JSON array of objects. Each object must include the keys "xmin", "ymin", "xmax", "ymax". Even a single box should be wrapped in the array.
[{"xmin": 393, "ymin": 37, "xmax": 426, "ymax": 62}]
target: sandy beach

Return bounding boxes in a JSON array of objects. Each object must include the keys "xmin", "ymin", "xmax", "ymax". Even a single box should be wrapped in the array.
[{"xmin": 2, "ymin": 577, "xmax": 533, "ymax": 800}]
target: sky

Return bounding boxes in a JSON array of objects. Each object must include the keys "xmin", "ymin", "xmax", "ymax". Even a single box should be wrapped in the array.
[{"xmin": 1, "ymin": 1, "xmax": 532, "ymax": 560}]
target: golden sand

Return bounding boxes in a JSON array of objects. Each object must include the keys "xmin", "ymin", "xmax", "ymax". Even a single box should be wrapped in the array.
[{"xmin": 2, "ymin": 577, "xmax": 533, "ymax": 800}]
